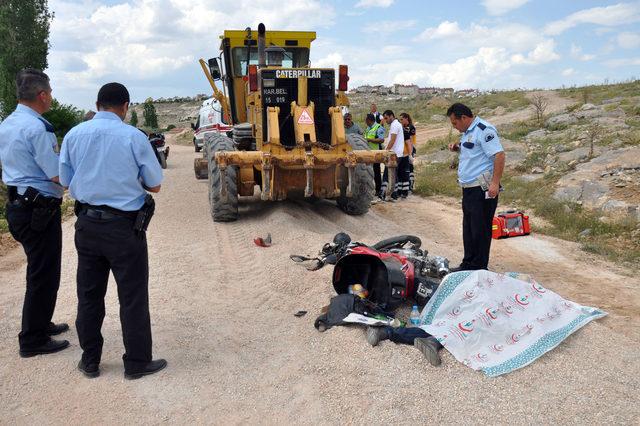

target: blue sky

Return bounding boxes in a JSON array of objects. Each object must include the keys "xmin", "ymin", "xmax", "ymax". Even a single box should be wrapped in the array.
[{"xmin": 46, "ymin": 0, "xmax": 640, "ymax": 109}]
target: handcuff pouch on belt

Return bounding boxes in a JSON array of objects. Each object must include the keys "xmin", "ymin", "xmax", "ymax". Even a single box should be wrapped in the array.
[
  {"xmin": 8, "ymin": 186, "xmax": 61, "ymax": 232},
  {"xmin": 133, "ymin": 194, "xmax": 155, "ymax": 235}
]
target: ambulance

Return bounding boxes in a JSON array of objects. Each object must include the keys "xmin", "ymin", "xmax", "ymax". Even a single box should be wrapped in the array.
[{"xmin": 191, "ymin": 97, "xmax": 233, "ymax": 152}]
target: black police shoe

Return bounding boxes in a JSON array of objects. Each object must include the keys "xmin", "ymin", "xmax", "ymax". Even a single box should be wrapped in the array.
[
  {"xmin": 46, "ymin": 322, "xmax": 70, "ymax": 336},
  {"xmin": 78, "ymin": 360, "xmax": 100, "ymax": 378},
  {"xmin": 19, "ymin": 339, "xmax": 70, "ymax": 358},
  {"xmin": 124, "ymin": 359, "xmax": 167, "ymax": 380}
]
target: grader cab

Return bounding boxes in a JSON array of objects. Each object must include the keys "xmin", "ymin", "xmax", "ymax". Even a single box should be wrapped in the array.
[{"xmin": 194, "ymin": 23, "xmax": 397, "ymax": 222}]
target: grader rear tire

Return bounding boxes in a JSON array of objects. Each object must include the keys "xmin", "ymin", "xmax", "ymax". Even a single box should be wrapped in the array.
[
  {"xmin": 337, "ymin": 134, "xmax": 374, "ymax": 215},
  {"xmin": 205, "ymin": 132, "xmax": 238, "ymax": 222}
]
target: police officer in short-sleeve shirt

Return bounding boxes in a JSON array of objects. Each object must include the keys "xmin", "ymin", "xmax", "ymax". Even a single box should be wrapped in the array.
[
  {"xmin": 59, "ymin": 82, "xmax": 167, "ymax": 379},
  {"xmin": 447, "ymin": 103, "xmax": 505, "ymax": 271},
  {"xmin": 0, "ymin": 69, "xmax": 70, "ymax": 358}
]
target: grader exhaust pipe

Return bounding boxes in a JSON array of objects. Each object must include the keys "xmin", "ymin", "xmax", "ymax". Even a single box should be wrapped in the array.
[{"xmin": 258, "ymin": 23, "xmax": 266, "ymax": 68}]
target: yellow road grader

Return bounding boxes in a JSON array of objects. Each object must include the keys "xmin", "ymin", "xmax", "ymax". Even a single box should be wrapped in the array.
[{"xmin": 194, "ymin": 23, "xmax": 397, "ymax": 221}]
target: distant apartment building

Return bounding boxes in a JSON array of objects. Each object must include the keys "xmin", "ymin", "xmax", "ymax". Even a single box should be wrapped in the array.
[
  {"xmin": 393, "ymin": 84, "xmax": 420, "ymax": 96},
  {"xmin": 352, "ymin": 85, "xmax": 392, "ymax": 94},
  {"xmin": 419, "ymin": 87, "xmax": 454, "ymax": 97},
  {"xmin": 352, "ymin": 84, "xmax": 453, "ymax": 97},
  {"xmin": 455, "ymin": 89, "xmax": 481, "ymax": 98}
]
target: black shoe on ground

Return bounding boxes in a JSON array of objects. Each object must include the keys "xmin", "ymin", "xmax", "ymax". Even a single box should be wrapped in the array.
[
  {"xmin": 414, "ymin": 337, "xmax": 442, "ymax": 367},
  {"xmin": 366, "ymin": 326, "xmax": 389, "ymax": 347},
  {"xmin": 46, "ymin": 322, "xmax": 69, "ymax": 336},
  {"xmin": 19, "ymin": 339, "xmax": 70, "ymax": 358},
  {"xmin": 449, "ymin": 265, "xmax": 467, "ymax": 273},
  {"xmin": 78, "ymin": 360, "xmax": 100, "ymax": 378},
  {"xmin": 124, "ymin": 359, "xmax": 167, "ymax": 380}
]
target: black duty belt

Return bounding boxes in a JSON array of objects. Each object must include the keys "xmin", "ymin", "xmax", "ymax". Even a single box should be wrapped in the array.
[
  {"xmin": 7, "ymin": 186, "xmax": 62, "ymax": 208},
  {"xmin": 78, "ymin": 202, "xmax": 138, "ymax": 221}
]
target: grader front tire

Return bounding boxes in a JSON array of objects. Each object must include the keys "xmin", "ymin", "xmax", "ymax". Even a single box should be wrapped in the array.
[
  {"xmin": 337, "ymin": 134, "xmax": 375, "ymax": 215},
  {"xmin": 205, "ymin": 133, "xmax": 239, "ymax": 222}
]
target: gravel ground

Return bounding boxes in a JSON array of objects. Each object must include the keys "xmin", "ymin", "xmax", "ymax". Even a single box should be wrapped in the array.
[{"xmin": 0, "ymin": 142, "xmax": 638, "ymax": 424}]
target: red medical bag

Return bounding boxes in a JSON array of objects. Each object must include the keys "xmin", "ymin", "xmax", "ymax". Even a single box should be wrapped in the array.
[{"xmin": 492, "ymin": 210, "xmax": 530, "ymax": 239}]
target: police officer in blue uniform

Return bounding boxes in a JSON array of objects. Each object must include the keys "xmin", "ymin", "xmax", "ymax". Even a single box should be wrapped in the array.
[
  {"xmin": 447, "ymin": 103, "xmax": 505, "ymax": 271},
  {"xmin": 59, "ymin": 82, "xmax": 166, "ymax": 379},
  {"xmin": 0, "ymin": 69, "xmax": 70, "ymax": 357}
]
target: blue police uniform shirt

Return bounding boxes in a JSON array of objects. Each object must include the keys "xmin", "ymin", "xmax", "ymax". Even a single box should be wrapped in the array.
[
  {"xmin": 457, "ymin": 116, "xmax": 504, "ymax": 184},
  {"xmin": 59, "ymin": 111, "xmax": 163, "ymax": 211},
  {"xmin": 0, "ymin": 104, "xmax": 63, "ymax": 198}
]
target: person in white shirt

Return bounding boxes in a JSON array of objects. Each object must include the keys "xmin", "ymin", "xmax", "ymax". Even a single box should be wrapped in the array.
[{"xmin": 380, "ymin": 110, "xmax": 409, "ymax": 200}]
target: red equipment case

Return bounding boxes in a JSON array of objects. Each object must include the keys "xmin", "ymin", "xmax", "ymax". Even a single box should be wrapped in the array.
[{"xmin": 492, "ymin": 210, "xmax": 530, "ymax": 239}]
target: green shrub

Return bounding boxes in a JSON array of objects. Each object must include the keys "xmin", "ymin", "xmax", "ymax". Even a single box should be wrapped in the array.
[
  {"xmin": 42, "ymin": 99, "xmax": 82, "ymax": 141},
  {"xmin": 499, "ymin": 120, "xmax": 539, "ymax": 141},
  {"xmin": 130, "ymin": 110, "xmax": 139, "ymax": 126},
  {"xmin": 143, "ymin": 100, "xmax": 158, "ymax": 129},
  {"xmin": 166, "ymin": 124, "xmax": 176, "ymax": 131}
]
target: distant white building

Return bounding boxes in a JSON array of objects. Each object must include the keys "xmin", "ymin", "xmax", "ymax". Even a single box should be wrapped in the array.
[
  {"xmin": 393, "ymin": 84, "xmax": 419, "ymax": 96},
  {"xmin": 455, "ymin": 89, "xmax": 480, "ymax": 98}
]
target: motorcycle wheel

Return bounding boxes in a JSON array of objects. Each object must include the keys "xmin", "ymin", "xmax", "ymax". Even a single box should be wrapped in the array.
[
  {"xmin": 371, "ymin": 235, "xmax": 422, "ymax": 251},
  {"xmin": 158, "ymin": 151, "xmax": 167, "ymax": 169}
]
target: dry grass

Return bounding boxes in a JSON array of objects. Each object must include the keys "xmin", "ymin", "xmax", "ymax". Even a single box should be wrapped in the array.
[{"xmin": 413, "ymin": 164, "xmax": 640, "ymax": 267}]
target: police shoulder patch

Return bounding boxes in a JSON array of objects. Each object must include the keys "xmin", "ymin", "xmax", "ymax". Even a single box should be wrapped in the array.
[
  {"xmin": 477, "ymin": 122, "xmax": 486, "ymax": 130},
  {"xmin": 485, "ymin": 132, "xmax": 495, "ymax": 142}
]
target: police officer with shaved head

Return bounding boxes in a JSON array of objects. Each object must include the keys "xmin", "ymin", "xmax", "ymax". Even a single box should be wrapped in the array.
[
  {"xmin": 59, "ymin": 82, "xmax": 166, "ymax": 379},
  {"xmin": 0, "ymin": 68, "xmax": 70, "ymax": 358},
  {"xmin": 447, "ymin": 103, "xmax": 505, "ymax": 271}
]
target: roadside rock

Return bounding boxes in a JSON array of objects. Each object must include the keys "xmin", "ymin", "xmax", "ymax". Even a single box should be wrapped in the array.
[
  {"xmin": 553, "ymin": 146, "xmax": 640, "ymax": 222},
  {"xmin": 557, "ymin": 147, "xmax": 601, "ymax": 163},
  {"xmin": 578, "ymin": 229, "xmax": 592, "ymax": 238},
  {"xmin": 547, "ymin": 113, "xmax": 578, "ymax": 127},
  {"xmin": 525, "ymin": 129, "xmax": 549, "ymax": 140},
  {"xmin": 602, "ymin": 97, "xmax": 624, "ymax": 105},
  {"xmin": 501, "ymin": 139, "xmax": 527, "ymax": 167},
  {"xmin": 514, "ymin": 174, "xmax": 544, "ymax": 182}
]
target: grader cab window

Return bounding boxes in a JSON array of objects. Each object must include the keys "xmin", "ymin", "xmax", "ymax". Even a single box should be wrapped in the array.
[{"xmin": 231, "ymin": 47, "xmax": 310, "ymax": 76}]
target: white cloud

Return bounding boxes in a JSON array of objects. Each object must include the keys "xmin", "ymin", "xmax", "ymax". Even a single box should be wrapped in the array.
[
  {"xmin": 618, "ymin": 32, "xmax": 640, "ymax": 49},
  {"xmin": 562, "ymin": 68, "xmax": 575, "ymax": 77},
  {"xmin": 313, "ymin": 53, "xmax": 344, "ymax": 69},
  {"xmin": 354, "ymin": 0, "xmax": 394, "ymax": 7},
  {"xmin": 362, "ymin": 20, "xmax": 416, "ymax": 35},
  {"xmin": 570, "ymin": 44, "xmax": 596, "ymax": 61},
  {"xmin": 47, "ymin": 0, "xmax": 335, "ymax": 107},
  {"xmin": 416, "ymin": 21, "xmax": 548, "ymax": 53},
  {"xmin": 511, "ymin": 40, "xmax": 560, "ymax": 65},
  {"xmin": 482, "ymin": 0, "xmax": 530, "ymax": 16},
  {"xmin": 545, "ymin": 3, "xmax": 640, "ymax": 35},
  {"xmin": 427, "ymin": 47, "xmax": 512, "ymax": 88},
  {"xmin": 415, "ymin": 21, "xmax": 462, "ymax": 40}
]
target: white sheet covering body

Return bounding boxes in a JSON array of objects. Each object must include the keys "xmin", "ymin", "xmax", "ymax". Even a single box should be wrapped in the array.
[{"xmin": 420, "ymin": 270, "xmax": 606, "ymax": 377}]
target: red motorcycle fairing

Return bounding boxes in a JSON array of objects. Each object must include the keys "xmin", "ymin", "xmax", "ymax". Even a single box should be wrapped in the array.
[{"xmin": 332, "ymin": 246, "xmax": 415, "ymax": 311}]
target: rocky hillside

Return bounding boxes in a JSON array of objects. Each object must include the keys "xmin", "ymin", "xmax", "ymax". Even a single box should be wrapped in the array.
[{"xmin": 128, "ymin": 98, "xmax": 202, "ymax": 130}]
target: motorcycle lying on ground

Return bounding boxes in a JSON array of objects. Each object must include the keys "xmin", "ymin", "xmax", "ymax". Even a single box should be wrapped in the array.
[
  {"xmin": 291, "ymin": 233, "xmax": 451, "ymax": 309},
  {"xmin": 148, "ymin": 132, "xmax": 169, "ymax": 169}
]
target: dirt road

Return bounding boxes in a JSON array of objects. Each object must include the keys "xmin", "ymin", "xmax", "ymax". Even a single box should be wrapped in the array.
[{"xmin": 1, "ymin": 142, "xmax": 638, "ymax": 424}]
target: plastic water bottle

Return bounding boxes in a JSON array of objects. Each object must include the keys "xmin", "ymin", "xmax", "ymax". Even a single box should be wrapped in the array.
[{"xmin": 409, "ymin": 305, "xmax": 421, "ymax": 327}]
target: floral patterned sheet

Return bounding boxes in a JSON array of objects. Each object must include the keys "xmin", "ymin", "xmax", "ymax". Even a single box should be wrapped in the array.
[{"xmin": 419, "ymin": 270, "xmax": 606, "ymax": 377}]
